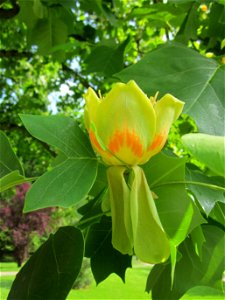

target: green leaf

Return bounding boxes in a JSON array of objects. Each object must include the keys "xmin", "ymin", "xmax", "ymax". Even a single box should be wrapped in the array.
[
  {"xmin": 24, "ymin": 158, "xmax": 98, "ymax": 212},
  {"xmin": 77, "ymin": 189, "xmax": 107, "ymax": 230},
  {"xmin": 20, "ymin": 114, "xmax": 94, "ymax": 158},
  {"xmin": 175, "ymin": 3, "xmax": 199, "ymax": 44},
  {"xmin": 85, "ymin": 38, "xmax": 129, "ymax": 77},
  {"xmin": 8, "ymin": 226, "xmax": 84, "ymax": 300},
  {"xmin": 209, "ymin": 202, "xmax": 225, "ymax": 227},
  {"xmin": 0, "ymin": 170, "xmax": 33, "ymax": 193},
  {"xmin": 0, "ymin": 131, "xmax": 24, "ymax": 177},
  {"xmin": 190, "ymin": 225, "xmax": 206, "ymax": 259},
  {"xmin": 31, "ymin": 16, "xmax": 67, "ymax": 55},
  {"xmin": 18, "ymin": 0, "xmax": 41, "ymax": 29},
  {"xmin": 21, "ymin": 114, "xmax": 98, "ymax": 212},
  {"xmin": 146, "ymin": 225, "xmax": 225, "ymax": 299},
  {"xmin": 88, "ymin": 163, "xmax": 107, "ymax": 197},
  {"xmin": 85, "ymin": 216, "xmax": 132, "ymax": 284},
  {"xmin": 143, "ymin": 153, "xmax": 205, "ymax": 246},
  {"xmin": 182, "ymin": 133, "xmax": 225, "ymax": 177},
  {"xmin": 115, "ymin": 43, "xmax": 225, "ymax": 136},
  {"xmin": 80, "ymin": 0, "xmax": 104, "ymax": 15},
  {"xmin": 186, "ymin": 169, "xmax": 225, "ymax": 215}
]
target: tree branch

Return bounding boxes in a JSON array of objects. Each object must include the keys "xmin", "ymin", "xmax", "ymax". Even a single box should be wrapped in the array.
[
  {"xmin": 0, "ymin": 0, "xmax": 20, "ymax": 19},
  {"xmin": 62, "ymin": 64, "xmax": 94, "ymax": 89},
  {"xmin": 0, "ymin": 49, "xmax": 33, "ymax": 59}
]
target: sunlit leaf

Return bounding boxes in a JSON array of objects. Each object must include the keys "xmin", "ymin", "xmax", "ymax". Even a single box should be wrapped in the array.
[
  {"xmin": 182, "ymin": 133, "xmax": 225, "ymax": 177},
  {"xmin": 24, "ymin": 158, "xmax": 97, "ymax": 212}
]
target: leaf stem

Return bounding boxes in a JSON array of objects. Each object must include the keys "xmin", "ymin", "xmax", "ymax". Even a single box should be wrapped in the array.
[
  {"xmin": 76, "ymin": 210, "xmax": 110, "ymax": 228},
  {"xmin": 151, "ymin": 181, "xmax": 225, "ymax": 192}
]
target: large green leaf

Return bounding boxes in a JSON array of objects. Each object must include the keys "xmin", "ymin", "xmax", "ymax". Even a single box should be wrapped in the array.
[
  {"xmin": 21, "ymin": 114, "xmax": 98, "ymax": 211},
  {"xmin": 20, "ymin": 114, "xmax": 94, "ymax": 158},
  {"xmin": 115, "ymin": 43, "xmax": 225, "ymax": 136},
  {"xmin": 85, "ymin": 216, "xmax": 132, "ymax": 284},
  {"xmin": 186, "ymin": 169, "xmax": 225, "ymax": 215},
  {"xmin": 24, "ymin": 158, "xmax": 98, "ymax": 212},
  {"xmin": 8, "ymin": 226, "xmax": 84, "ymax": 300},
  {"xmin": 182, "ymin": 133, "xmax": 225, "ymax": 177},
  {"xmin": 143, "ymin": 153, "xmax": 205, "ymax": 246},
  {"xmin": 146, "ymin": 225, "xmax": 225, "ymax": 299},
  {"xmin": 0, "ymin": 131, "xmax": 24, "ymax": 177}
]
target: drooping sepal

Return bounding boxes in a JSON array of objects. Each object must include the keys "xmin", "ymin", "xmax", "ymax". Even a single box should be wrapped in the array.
[
  {"xmin": 130, "ymin": 166, "xmax": 170, "ymax": 263},
  {"xmin": 107, "ymin": 165, "xmax": 170, "ymax": 263},
  {"xmin": 107, "ymin": 166, "xmax": 133, "ymax": 255}
]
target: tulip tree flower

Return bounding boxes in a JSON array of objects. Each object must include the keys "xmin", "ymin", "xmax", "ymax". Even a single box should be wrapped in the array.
[{"xmin": 84, "ymin": 80, "xmax": 184, "ymax": 264}]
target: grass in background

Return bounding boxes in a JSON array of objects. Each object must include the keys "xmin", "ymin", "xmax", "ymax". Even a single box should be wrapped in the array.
[{"xmin": 0, "ymin": 262, "xmax": 224, "ymax": 300}]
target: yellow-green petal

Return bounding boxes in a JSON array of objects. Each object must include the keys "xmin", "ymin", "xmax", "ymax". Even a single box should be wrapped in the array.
[
  {"xmin": 130, "ymin": 166, "xmax": 170, "ymax": 263},
  {"xmin": 84, "ymin": 87, "xmax": 101, "ymax": 130},
  {"xmin": 93, "ymin": 80, "xmax": 156, "ymax": 165},
  {"xmin": 146, "ymin": 94, "xmax": 184, "ymax": 159}
]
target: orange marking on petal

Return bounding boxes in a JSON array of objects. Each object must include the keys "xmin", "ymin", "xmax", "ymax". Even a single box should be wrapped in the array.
[
  {"xmin": 108, "ymin": 130, "xmax": 123, "ymax": 153},
  {"xmin": 131, "ymin": 134, "xmax": 143, "ymax": 157},
  {"xmin": 148, "ymin": 133, "xmax": 165, "ymax": 151},
  {"xmin": 89, "ymin": 129, "xmax": 104, "ymax": 152},
  {"xmin": 126, "ymin": 130, "xmax": 143, "ymax": 157},
  {"xmin": 108, "ymin": 129, "xmax": 143, "ymax": 158}
]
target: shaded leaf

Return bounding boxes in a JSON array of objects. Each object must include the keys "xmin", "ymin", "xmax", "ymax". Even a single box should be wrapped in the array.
[
  {"xmin": 0, "ymin": 131, "xmax": 24, "ymax": 177},
  {"xmin": 146, "ymin": 225, "xmax": 225, "ymax": 299},
  {"xmin": 77, "ymin": 189, "xmax": 107, "ymax": 230},
  {"xmin": 190, "ymin": 225, "xmax": 206, "ymax": 259},
  {"xmin": 24, "ymin": 158, "xmax": 98, "ymax": 212},
  {"xmin": 88, "ymin": 163, "xmax": 107, "ymax": 197},
  {"xmin": 8, "ymin": 226, "xmax": 84, "ymax": 300},
  {"xmin": 186, "ymin": 169, "xmax": 225, "ymax": 215},
  {"xmin": 31, "ymin": 15, "xmax": 68, "ymax": 59},
  {"xmin": 116, "ymin": 43, "xmax": 225, "ymax": 136},
  {"xmin": 175, "ymin": 2, "xmax": 199, "ymax": 44},
  {"xmin": 209, "ymin": 202, "xmax": 225, "ymax": 229},
  {"xmin": 85, "ymin": 38, "xmax": 129, "ymax": 76},
  {"xmin": 85, "ymin": 216, "xmax": 132, "ymax": 284}
]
